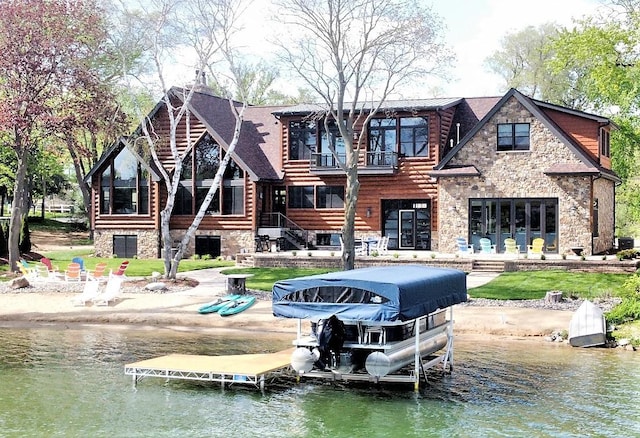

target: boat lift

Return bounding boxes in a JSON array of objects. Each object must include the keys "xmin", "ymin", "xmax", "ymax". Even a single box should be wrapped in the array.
[{"xmin": 272, "ymin": 265, "xmax": 467, "ymax": 391}]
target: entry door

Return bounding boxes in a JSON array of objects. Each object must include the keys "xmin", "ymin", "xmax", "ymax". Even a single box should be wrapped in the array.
[
  {"xmin": 399, "ymin": 210, "xmax": 415, "ymax": 249},
  {"xmin": 272, "ymin": 186, "xmax": 286, "ymax": 216}
]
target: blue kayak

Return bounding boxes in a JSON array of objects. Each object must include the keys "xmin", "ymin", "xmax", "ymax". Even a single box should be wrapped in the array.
[
  {"xmin": 218, "ymin": 296, "xmax": 256, "ymax": 316},
  {"xmin": 198, "ymin": 294, "xmax": 242, "ymax": 314}
]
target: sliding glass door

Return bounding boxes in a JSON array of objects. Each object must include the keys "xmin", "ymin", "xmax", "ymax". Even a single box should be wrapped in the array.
[{"xmin": 469, "ymin": 198, "xmax": 558, "ymax": 253}]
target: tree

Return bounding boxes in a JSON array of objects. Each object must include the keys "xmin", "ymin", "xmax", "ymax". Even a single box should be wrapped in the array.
[
  {"xmin": 121, "ymin": 0, "xmax": 254, "ymax": 278},
  {"xmin": 0, "ymin": 0, "xmax": 114, "ymax": 271},
  {"xmin": 484, "ymin": 23, "xmax": 575, "ymax": 103},
  {"xmin": 274, "ymin": 0, "xmax": 452, "ymax": 270}
]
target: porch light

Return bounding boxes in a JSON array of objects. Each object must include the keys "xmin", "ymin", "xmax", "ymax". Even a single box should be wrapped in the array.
[{"xmin": 366, "ymin": 207, "xmax": 372, "ymax": 218}]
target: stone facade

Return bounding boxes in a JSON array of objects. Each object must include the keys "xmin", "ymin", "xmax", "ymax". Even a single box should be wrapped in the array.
[
  {"xmin": 437, "ymin": 96, "xmax": 613, "ymax": 256},
  {"xmin": 169, "ymin": 229, "xmax": 254, "ymax": 258},
  {"xmin": 94, "ymin": 229, "xmax": 160, "ymax": 259}
]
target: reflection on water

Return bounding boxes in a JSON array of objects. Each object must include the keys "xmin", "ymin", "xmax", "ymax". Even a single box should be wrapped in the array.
[{"xmin": 0, "ymin": 327, "xmax": 639, "ymax": 437}]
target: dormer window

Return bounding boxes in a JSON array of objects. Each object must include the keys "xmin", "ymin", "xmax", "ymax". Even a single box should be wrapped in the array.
[{"xmin": 497, "ymin": 123, "xmax": 530, "ymax": 151}]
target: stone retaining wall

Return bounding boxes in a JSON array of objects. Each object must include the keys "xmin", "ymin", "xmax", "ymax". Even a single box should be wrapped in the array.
[{"xmin": 236, "ymin": 254, "xmax": 639, "ymax": 274}]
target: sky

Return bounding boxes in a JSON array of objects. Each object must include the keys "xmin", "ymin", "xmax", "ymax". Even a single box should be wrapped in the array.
[
  {"xmin": 170, "ymin": 0, "xmax": 606, "ymax": 100},
  {"xmin": 430, "ymin": 0, "xmax": 603, "ymax": 97}
]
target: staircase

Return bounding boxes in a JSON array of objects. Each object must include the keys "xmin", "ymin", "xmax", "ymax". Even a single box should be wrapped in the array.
[
  {"xmin": 472, "ymin": 260, "xmax": 505, "ymax": 272},
  {"xmin": 237, "ymin": 255, "xmax": 255, "ymax": 268}
]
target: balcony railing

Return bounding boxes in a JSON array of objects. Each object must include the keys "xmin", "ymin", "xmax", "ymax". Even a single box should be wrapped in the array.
[{"xmin": 309, "ymin": 151, "xmax": 398, "ymax": 175}]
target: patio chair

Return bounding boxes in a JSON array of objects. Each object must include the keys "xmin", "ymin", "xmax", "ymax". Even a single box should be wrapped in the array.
[
  {"xmin": 111, "ymin": 260, "xmax": 129, "ymax": 277},
  {"xmin": 456, "ymin": 237, "xmax": 474, "ymax": 256},
  {"xmin": 527, "ymin": 238, "xmax": 545, "ymax": 257},
  {"xmin": 92, "ymin": 274, "xmax": 125, "ymax": 306},
  {"xmin": 64, "ymin": 262, "xmax": 82, "ymax": 282},
  {"xmin": 71, "ymin": 279, "xmax": 101, "ymax": 306},
  {"xmin": 87, "ymin": 263, "xmax": 108, "ymax": 283},
  {"xmin": 375, "ymin": 236, "xmax": 389, "ymax": 255},
  {"xmin": 354, "ymin": 239, "xmax": 366, "ymax": 256},
  {"xmin": 19, "ymin": 259, "xmax": 37, "ymax": 278},
  {"xmin": 71, "ymin": 257, "xmax": 86, "ymax": 273},
  {"xmin": 479, "ymin": 238, "xmax": 496, "ymax": 254},
  {"xmin": 40, "ymin": 257, "xmax": 58, "ymax": 273},
  {"xmin": 504, "ymin": 238, "xmax": 520, "ymax": 257}
]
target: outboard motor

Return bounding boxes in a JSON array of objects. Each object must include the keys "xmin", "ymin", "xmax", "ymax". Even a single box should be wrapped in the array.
[{"xmin": 315, "ymin": 315, "xmax": 345, "ymax": 370}]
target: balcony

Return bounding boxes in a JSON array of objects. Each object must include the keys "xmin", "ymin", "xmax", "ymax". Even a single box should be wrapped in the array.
[{"xmin": 309, "ymin": 151, "xmax": 398, "ymax": 175}]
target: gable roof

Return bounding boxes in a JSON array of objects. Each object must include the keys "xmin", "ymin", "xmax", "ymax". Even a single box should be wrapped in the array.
[
  {"xmin": 174, "ymin": 88, "xmax": 285, "ymax": 182},
  {"xmin": 433, "ymin": 88, "xmax": 620, "ymax": 183},
  {"xmin": 87, "ymin": 88, "xmax": 286, "ymax": 184}
]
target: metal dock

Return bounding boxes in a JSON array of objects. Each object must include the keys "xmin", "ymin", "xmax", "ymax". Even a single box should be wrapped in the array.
[{"xmin": 124, "ymin": 349, "xmax": 293, "ymax": 390}]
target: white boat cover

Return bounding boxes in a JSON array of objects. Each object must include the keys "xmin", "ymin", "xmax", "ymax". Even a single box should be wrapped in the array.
[
  {"xmin": 272, "ymin": 265, "xmax": 467, "ymax": 322},
  {"xmin": 568, "ymin": 300, "xmax": 606, "ymax": 347}
]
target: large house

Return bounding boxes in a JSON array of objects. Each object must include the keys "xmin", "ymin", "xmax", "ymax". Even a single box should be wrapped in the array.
[{"xmin": 85, "ymin": 87, "xmax": 619, "ymax": 259}]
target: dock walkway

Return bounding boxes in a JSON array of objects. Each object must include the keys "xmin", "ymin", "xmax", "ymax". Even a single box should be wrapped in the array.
[{"xmin": 125, "ymin": 348, "xmax": 293, "ymax": 390}]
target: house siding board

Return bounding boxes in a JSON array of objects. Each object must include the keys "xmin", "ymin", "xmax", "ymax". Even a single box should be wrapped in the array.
[
  {"xmin": 438, "ymin": 95, "xmax": 602, "ymax": 255},
  {"xmin": 541, "ymin": 107, "xmax": 601, "ymax": 162},
  {"xmin": 279, "ymin": 110, "xmax": 440, "ymax": 234}
]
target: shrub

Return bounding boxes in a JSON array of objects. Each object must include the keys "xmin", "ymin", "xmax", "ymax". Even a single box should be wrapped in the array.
[
  {"xmin": 430, "ymin": 253, "xmax": 436, "ymax": 259},
  {"xmin": 606, "ymin": 274, "xmax": 640, "ymax": 325},
  {"xmin": 562, "ymin": 253, "xmax": 567, "ymax": 260},
  {"xmin": 617, "ymin": 249, "xmax": 640, "ymax": 261},
  {"xmin": 393, "ymin": 252, "xmax": 399, "ymax": 259},
  {"xmin": 412, "ymin": 253, "xmax": 417, "ymax": 259},
  {"xmin": 371, "ymin": 250, "xmax": 379, "ymax": 257}
]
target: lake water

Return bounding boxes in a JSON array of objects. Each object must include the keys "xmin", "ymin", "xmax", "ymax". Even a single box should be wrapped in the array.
[{"xmin": 0, "ymin": 327, "xmax": 639, "ymax": 438}]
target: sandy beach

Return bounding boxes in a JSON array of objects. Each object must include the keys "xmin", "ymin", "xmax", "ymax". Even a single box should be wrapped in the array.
[{"xmin": 0, "ymin": 268, "xmax": 574, "ymax": 341}]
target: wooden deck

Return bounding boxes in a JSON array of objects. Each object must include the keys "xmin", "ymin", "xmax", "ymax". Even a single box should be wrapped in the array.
[{"xmin": 124, "ymin": 349, "xmax": 294, "ymax": 390}]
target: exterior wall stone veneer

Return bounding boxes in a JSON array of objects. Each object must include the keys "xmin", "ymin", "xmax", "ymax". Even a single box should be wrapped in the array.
[
  {"xmin": 169, "ymin": 229, "xmax": 254, "ymax": 258},
  {"xmin": 94, "ymin": 229, "xmax": 159, "ymax": 259},
  {"xmin": 437, "ymin": 96, "xmax": 611, "ymax": 256}
]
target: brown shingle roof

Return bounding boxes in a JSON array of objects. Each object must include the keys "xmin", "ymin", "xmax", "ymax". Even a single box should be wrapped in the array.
[{"xmin": 182, "ymin": 89, "xmax": 285, "ymax": 181}]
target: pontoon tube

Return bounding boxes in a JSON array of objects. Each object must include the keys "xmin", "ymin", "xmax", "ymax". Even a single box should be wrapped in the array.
[{"xmin": 365, "ymin": 332, "xmax": 448, "ymax": 378}]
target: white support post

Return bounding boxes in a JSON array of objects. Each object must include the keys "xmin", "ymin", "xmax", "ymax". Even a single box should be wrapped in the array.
[{"xmin": 414, "ymin": 317, "xmax": 421, "ymax": 392}]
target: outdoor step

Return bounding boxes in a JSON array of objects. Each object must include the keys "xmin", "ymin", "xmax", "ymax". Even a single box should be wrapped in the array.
[{"xmin": 472, "ymin": 260, "xmax": 505, "ymax": 272}]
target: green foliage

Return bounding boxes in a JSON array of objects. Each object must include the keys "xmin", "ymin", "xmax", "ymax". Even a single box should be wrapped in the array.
[
  {"xmin": 607, "ymin": 275, "xmax": 640, "ymax": 325},
  {"xmin": 0, "ymin": 221, "xmax": 7, "ymax": 257},
  {"xmin": 219, "ymin": 267, "xmax": 338, "ymax": 292},
  {"xmin": 616, "ymin": 249, "xmax": 640, "ymax": 260},
  {"xmin": 470, "ymin": 270, "xmax": 628, "ymax": 300},
  {"xmin": 18, "ymin": 218, "xmax": 31, "ymax": 254}
]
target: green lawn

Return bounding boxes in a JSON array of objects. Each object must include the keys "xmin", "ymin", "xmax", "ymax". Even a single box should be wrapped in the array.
[
  {"xmin": 469, "ymin": 270, "xmax": 630, "ymax": 300},
  {"xmin": 15, "ymin": 250, "xmax": 235, "ymax": 278},
  {"xmin": 220, "ymin": 267, "xmax": 338, "ymax": 291}
]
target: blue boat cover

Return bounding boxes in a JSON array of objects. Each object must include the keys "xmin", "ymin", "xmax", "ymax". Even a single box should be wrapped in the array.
[{"xmin": 272, "ymin": 265, "xmax": 467, "ymax": 322}]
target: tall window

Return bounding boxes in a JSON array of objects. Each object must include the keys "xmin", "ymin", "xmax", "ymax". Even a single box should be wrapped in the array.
[
  {"xmin": 368, "ymin": 116, "xmax": 428, "ymax": 159},
  {"xmin": 600, "ymin": 128, "xmax": 610, "ymax": 158},
  {"xmin": 320, "ymin": 120, "xmax": 346, "ymax": 166},
  {"xmin": 497, "ymin": 123, "xmax": 530, "ymax": 151},
  {"xmin": 289, "ymin": 120, "xmax": 316, "ymax": 160},
  {"xmin": 400, "ymin": 117, "xmax": 428, "ymax": 157},
  {"xmin": 100, "ymin": 147, "xmax": 149, "ymax": 215},
  {"xmin": 174, "ymin": 133, "xmax": 244, "ymax": 215},
  {"xmin": 316, "ymin": 186, "xmax": 344, "ymax": 209}
]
